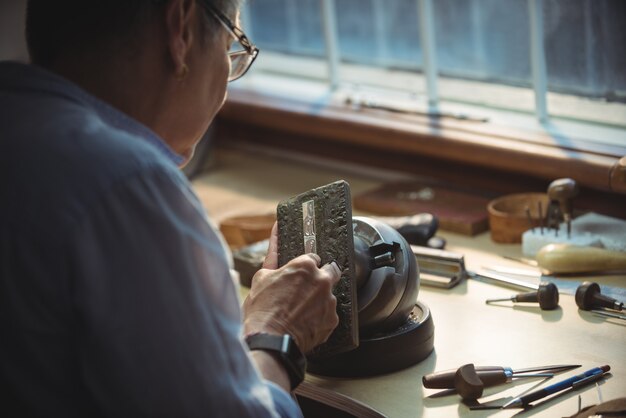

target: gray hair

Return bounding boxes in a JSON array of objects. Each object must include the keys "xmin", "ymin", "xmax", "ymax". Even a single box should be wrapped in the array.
[
  {"xmin": 211, "ymin": 0, "xmax": 243, "ymax": 17},
  {"xmin": 26, "ymin": 0, "xmax": 244, "ymax": 66},
  {"xmin": 199, "ymin": 0, "xmax": 244, "ymax": 40}
]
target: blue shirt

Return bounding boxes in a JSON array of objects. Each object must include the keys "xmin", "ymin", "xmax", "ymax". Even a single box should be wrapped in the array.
[{"xmin": 0, "ymin": 61, "xmax": 301, "ymax": 418}]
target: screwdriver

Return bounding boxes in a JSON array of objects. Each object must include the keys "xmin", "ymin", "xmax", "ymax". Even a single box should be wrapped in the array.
[{"xmin": 422, "ymin": 364, "xmax": 580, "ymax": 389}]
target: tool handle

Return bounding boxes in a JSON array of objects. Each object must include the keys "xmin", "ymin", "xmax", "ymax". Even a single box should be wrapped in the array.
[
  {"xmin": 372, "ymin": 214, "xmax": 438, "ymax": 246},
  {"xmin": 422, "ymin": 367, "xmax": 503, "ymax": 389},
  {"xmin": 537, "ymin": 244, "xmax": 626, "ymax": 274},
  {"xmin": 514, "ymin": 291, "xmax": 539, "ymax": 303},
  {"xmin": 475, "ymin": 370, "xmax": 509, "ymax": 386},
  {"xmin": 513, "ymin": 282, "xmax": 559, "ymax": 310}
]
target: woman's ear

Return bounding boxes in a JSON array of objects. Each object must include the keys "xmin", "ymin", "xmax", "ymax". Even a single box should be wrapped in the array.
[{"xmin": 164, "ymin": 0, "xmax": 196, "ymax": 76}]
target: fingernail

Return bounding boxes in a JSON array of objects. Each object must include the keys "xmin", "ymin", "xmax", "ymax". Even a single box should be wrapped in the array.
[
  {"xmin": 327, "ymin": 261, "xmax": 342, "ymax": 277},
  {"xmin": 310, "ymin": 253, "xmax": 322, "ymax": 266}
]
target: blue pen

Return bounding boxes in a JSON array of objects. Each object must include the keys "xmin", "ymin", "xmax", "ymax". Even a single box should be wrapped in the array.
[{"xmin": 502, "ymin": 365, "xmax": 610, "ymax": 409}]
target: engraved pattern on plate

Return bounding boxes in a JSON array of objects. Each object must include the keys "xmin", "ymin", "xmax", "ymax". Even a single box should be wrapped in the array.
[{"xmin": 302, "ymin": 200, "xmax": 317, "ymax": 254}]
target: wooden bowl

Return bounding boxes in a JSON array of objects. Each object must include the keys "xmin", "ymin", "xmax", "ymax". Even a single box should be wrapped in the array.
[
  {"xmin": 219, "ymin": 213, "xmax": 276, "ymax": 249},
  {"xmin": 487, "ymin": 193, "xmax": 549, "ymax": 243}
]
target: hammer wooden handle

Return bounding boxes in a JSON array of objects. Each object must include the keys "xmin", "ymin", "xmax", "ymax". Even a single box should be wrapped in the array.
[{"xmin": 536, "ymin": 243, "xmax": 626, "ymax": 274}]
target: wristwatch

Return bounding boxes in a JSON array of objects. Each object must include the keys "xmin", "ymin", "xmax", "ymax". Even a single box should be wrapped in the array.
[{"xmin": 245, "ymin": 332, "xmax": 306, "ymax": 391}]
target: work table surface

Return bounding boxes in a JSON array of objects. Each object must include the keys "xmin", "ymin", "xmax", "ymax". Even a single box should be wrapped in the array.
[{"xmin": 192, "ymin": 148, "xmax": 625, "ymax": 418}]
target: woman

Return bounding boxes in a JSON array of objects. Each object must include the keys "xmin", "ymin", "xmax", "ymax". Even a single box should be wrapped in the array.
[{"xmin": 0, "ymin": 0, "xmax": 340, "ymax": 416}]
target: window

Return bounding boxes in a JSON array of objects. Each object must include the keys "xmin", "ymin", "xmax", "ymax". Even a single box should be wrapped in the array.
[{"xmin": 239, "ymin": 0, "xmax": 626, "ymax": 130}]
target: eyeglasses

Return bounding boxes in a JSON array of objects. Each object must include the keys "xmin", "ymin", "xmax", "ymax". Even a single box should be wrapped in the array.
[{"xmin": 201, "ymin": 2, "xmax": 259, "ymax": 82}]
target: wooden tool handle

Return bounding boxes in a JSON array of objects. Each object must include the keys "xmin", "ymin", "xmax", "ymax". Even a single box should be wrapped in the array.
[
  {"xmin": 422, "ymin": 366, "xmax": 503, "ymax": 389},
  {"xmin": 536, "ymin": 243, "xmax": 626, "ymax": 274}
]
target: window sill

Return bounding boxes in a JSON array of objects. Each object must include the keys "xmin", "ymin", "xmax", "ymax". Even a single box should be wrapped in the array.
[{"xmin": 216, "ymin": 74, "xmax": 626, "ymax": 195}]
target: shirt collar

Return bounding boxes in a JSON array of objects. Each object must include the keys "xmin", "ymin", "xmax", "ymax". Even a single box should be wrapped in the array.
[{"xmin": 0, "ymin": 61, "xmax": 185, "ymax": 166}]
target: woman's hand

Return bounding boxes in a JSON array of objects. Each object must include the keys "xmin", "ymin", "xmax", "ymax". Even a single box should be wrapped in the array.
[{"xmin": 243, "ymin": 223, "xmax": 341, "ymax": 354}]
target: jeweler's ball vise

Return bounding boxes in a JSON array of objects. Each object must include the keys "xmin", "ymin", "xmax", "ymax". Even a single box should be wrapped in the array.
[
  {"xmin": 352, "ymin": 217, "xmax": 419, "ymax": 336},
  {"xmin": 230, "ymin": 181, "xmax": 435, "ymax": 378},
  {"xmin": 307, "ymin": 216, "xmax": 435, "ymax": 377}
]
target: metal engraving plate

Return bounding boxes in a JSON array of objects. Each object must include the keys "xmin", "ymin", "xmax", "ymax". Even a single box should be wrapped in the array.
[{"xmin": 276, "ymin": 180, "xmax": 358, "ymax": 359}]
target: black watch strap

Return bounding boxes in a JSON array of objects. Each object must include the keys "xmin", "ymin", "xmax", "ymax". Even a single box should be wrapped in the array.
[{"xmin": 245, "ymin": 333, "xmax": 306, "ymax": 391}]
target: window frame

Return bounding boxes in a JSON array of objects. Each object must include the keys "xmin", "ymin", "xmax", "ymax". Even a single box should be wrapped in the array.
[{"xmin": 225, "ymin": 0, "xmax": 626, "ymax": 196}]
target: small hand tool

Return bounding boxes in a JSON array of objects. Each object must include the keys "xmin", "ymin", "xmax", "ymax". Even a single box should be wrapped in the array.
[
  {"xmin": 537, "ymin": 201, "xmax": 544, "ymax": 235},
  {"xmin": 482, "ymin": 265, "xmax": 541, "ymax": 278},
  {"xmin": 545, "ymin": 200, "xmax": 561, "ymax": 236},
  {"xmin": 422, "ymin": 363, "xmax": 579, "ymax": 389},
  {"xmin": 592, "ymin": 309, "xmax": 626, "ymax": 321},
  {"xmin": 502, "ymin": 365, "xmax": 610, "ymax": 409},
  {"xmin": 575, "ymin": 281, "xmax": 625, "ymax": 312},
  {"xmin": 536, "ymin": 243, "xmax": 626, "ymax": 274},
  {"xmin": 525, "ymin": 206, "xmax": 534, "ymax": 234},
  {"xmin": 547, "ymin": 178, "xmax": 579, "ymax": 239},
  {"xmin": 454, "ymin": 364, "xmax": 486, "ymax": 400},
  {"xmin": 454, "ymin": 363, "xmax": 553, "ymax": 400},
  {"xmin": 469, "ymin": 269, "xmax": 538, "ymax": 291},
  {"xmin": 485, "ymin": 281, "xmax": 559, "ymax": 310}
]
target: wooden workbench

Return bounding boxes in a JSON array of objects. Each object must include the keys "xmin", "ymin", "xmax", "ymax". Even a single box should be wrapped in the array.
[{"xmin": 192, "ymin": 148, "xmax": 626, "ymax": 418}]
